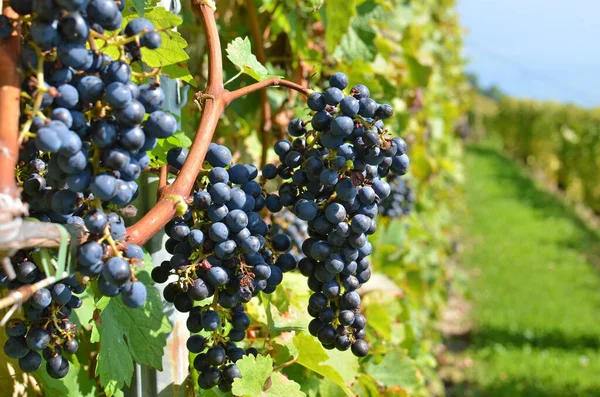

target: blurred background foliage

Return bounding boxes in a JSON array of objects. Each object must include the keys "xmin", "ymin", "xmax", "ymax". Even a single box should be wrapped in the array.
[
  {"xmin": 477, "ymin": 96, "xmax": 600, "ymax": 214},
  {"xmin": 178, "ymin": 0, "xmax": 471, "ymax": 395}
]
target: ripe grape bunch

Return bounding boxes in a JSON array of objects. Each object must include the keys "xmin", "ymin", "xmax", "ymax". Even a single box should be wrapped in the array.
[
  {"xmin": 261, "ymin": 72, "xmax": 410, "ymax": 357},
  {"xmin": 151, "ymin": 143, "xmax": 299, "ymax": 391},
  {"xmin": 4, "ymin": 0, "xmax": 177, "ymax": 379},
  {"xmin": 2, "ymin": 253, "xmax": 84, "ymax": 379},
  {"xmin": 378, "ymin": 174, "xmax": 415, "ymax": 218}
]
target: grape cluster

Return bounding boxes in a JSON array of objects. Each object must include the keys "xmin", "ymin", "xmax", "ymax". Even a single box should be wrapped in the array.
[
  {"xmin": 2, "ymin": 253, "xmax": 84, "ymax": 379},
  {"xmin": 378, "ymin": 175, "xmax": 415, "ymax": 218},
  {"xmin": 16, "ymin": 1, "xmax": 173, "ymax": 219},
  {"xmin": 151, "ymin": 144, "xmax": 297, "ymax": 391},
  {"xmin": 5, "ymin": 0, "xmax": 174, "ymax": 379},
  {"xmin": 261, "ymin": 72, "xmax": 410, "ymax": 356}
]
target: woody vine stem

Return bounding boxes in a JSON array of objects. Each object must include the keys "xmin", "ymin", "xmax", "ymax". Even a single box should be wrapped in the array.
[{"xmin": 125, "ymin": 1, "xmax": 312, "ymax": 245}]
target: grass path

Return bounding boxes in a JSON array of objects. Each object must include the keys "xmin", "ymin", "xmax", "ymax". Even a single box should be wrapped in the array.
[{"xmin": 455, "ymin": 145, "xmax": 600, "ymax": 396}]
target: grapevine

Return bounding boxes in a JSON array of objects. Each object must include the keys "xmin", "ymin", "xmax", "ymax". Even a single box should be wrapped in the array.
[
  {"xmin": 2, "ymin": 0, "xmax": 177, "ymax": 379},
  {"xmin": 0, "ymin": 0, "xmax": 428, "ymax": 393}
]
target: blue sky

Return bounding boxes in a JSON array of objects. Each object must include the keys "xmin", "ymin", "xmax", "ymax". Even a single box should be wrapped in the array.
[{"xmin": 457, "ymin": 0, "xmax": 600, "ymax": 107}]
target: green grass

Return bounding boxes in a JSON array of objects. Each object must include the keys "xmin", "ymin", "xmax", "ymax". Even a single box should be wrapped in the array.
[{"xmin": 455, "ymin": 145, "xmax": 600, "ymax": 397}]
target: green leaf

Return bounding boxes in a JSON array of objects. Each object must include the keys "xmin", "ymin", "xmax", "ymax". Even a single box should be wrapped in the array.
[
  {"xmin": 351, "ymin": 374, "xmax": 381, "ymax": 397},
  {"xmin": 232, "ymin": 355, "xmax": 305, "ymax": 397},
  {"xmin": 231, "ymin": 355, "xmax": 273, "ymax": 396},
  {"xmin": 141, "ymin": 31, "xmax": 189, "ymax": 68},
  {"xmin": 70, "ymin": 287, "xmax": 95, "ymax": 329},
  {"xmin": 325, "ymin": 0, "xmax": 356, "ymax": 52},
  {"xmin": 364, "ymin": 301, "xmax": 392, "ymax": 340},
  {"xmin": 267, "ymin": 372, "xmax": 306, "ymax": 397},
  {"xmin": 292, "ymin": 333, "xmax": 356, "ymax": 396},
  {"xmin": 162, "ymin": 63, "xmax": 197, "ymax": 87},
  {"xmin": 166, "ymin": 131, "xmax": 193, "ymax": 149},
  {"xmin": 226, "ymin": 37, "xmax": 282, "ymax": 82},
  {"xmin": 95, "ymin": 273, "xmax": 171, "ymax": 395},
  {"xmin": 332, "ymin": 1, "xmax": 379, "ymax": 62},
  {"xmin": 405, "ymin": 55, "xmax": 432, "ymax": 87},
  {"xmin": 131, "ymin": 0, "xmax": 146, "ymax": 15},
  {"xmin": 363, "ymin": 351, "xmax": 421, "ymax": 392}
]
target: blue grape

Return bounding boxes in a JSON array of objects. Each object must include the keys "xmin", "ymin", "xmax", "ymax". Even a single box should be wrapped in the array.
[
  {"xmin": 206, "ymin": 143, "xmax": 232, "ymax": 167},
  {"xmin": 138, "ymin": 84, "xmax": 165, "ymax": 113},
  {"xmin": 31, "ymin": 21, "xmax": 59, "ymax": 50},
  {"xmin": 102, "ymin": 257, "xmax": 131, "ymax": 285},
  {"xmin": 105, "ymin": 82, "xmax": 133, "ymax": 109},
  {"xmin": 116, "ymin": 99, "xmax": 145, "ymax": 127},
  {"xmin": 167, "ymin": 147, "xmax": 188, "ymax": 170},
  {"xmin": 329, "ymin": 72, "xmax": 348, "ymax": 90},
  {"xmin": 121, "ymin": 281, "xmax": 147, "ymax": 308},
  {"xmin": 144, "ymin": 111, "xmax": 177, "ymax": 138},
  {"xmin": 26, "ymin": 327, "xmax": 50, "ymax": 351},
  {"xmin": 59, "ymin": 11, "xmax": 89, "ymax": 43},
  {"xmin": 19, "ymin": 351, "xmax": 43, "ymax": 373},
  {"xmin": 57, "ymin": 42, "xmax": 90, "ymax": 69},
  {"xmin": 307, "ymin": 92, "xmax": 326, "ymax": 111}
]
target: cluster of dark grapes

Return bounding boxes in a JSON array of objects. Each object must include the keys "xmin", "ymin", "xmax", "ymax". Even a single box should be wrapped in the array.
[
  {"xmin": 151, "ymin": 143, "xmax": 298, "ymax": 391},
  {"xmin": 2, "ymin": 253, "xmax": 84, "ymax": 378},
  {"xmin": 261, "ymin": 72, "xmax": 410, "ymax": 357},
  {"xmin": 4, "ymin": 0, "xmax": 175, "ymax": 379},
  {"xmin": 378, "ymin": 174, "xmax": 415, "ymax": 218}
]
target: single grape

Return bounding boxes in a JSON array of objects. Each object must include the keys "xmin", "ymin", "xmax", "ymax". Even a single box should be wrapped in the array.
[{"xmin": 121, "ymin": 281, "xmax": 147, "ymax": 308}]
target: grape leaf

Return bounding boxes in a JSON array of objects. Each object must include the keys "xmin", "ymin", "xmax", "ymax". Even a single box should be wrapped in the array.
[
  {"xmin": 162, "ymin": 63, "xmax": 197, "ymax": 87},
  {"xmin": 325, "ymin": 0, "xmax": 356, "ymax": 52},
  {"xmin": 94, "ymin": 271, "xmax": 171, "ymax": 396},
  {"xmin": 351, "ymin": 374, "xmax": 381, "ymax": 397},
  {"xmin": 131, "ymin": 0, "xmax": 146, "ymax": 15},
  {"xmin": 70, "ymin": 287, "xmax": 95, "ymax": 329},
  {"xmin": 166, "ymin": 131, "xmax": 193, "ymax": 148},
  {"xmin": 267, "ymin": 372, "xmax": 306, "ymax": 397},
  {"xmin": 141, "ymin": 31, "xmax": 189, "ymax": 68},
  {"xmin": 291, "ymin": 333, "xmax": 355, "ymax": 396},
  {"xmin": 363, "ymin": 301, "xmax": 392, "ymax": 340},
  {"xmin": 363, "ymin": 351, "xmax": 421, "ymax": 392},
  {"xmin": 405, "ymin": 55, "xmax": 432, "ymax": 87},
  {"xmin": 232, "ymin": 355, "xmax": 305, "ymax": 397},
  {"xmin": 332, "ymin": 1, "xmax": 382, "ymax": 62},
  {"xmin": 231, "ymin": 355, "xmax": 273, "ymax": 396},
  {"xmin": 226, "ymin": 37, "xmax": 282, "ymax": 82}
]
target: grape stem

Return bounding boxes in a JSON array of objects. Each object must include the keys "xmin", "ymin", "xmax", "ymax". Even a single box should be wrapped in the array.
[
  {"xmin": 223, "ymin": 78, "xmax": 312, "ymax": 105},
  {"xmin": 273, "ymin": 356, "xmax": 298, "ymax": 371},
  {"xmin": 223, "ymin": 70, "xmax": 243, "ymax": 87},
  {"xmin": 124, "ymin": 2, "xmax": 310, "ymax": 246}
]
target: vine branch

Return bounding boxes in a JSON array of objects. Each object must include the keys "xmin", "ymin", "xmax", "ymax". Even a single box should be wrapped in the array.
[
  {"xmin": 0, "ymin": 6, "xmax": 22, "ymax": 202},
  {"xmin": 126, "ymin": 1, "xmax": 311, "ymax": 246},
  {"xmin": 126, "ymin": 1, "xmax": 226, "ymax": 245},
  {"xmin": 224, "ymin": 78, "xmax": 311, "ymax": 105}
]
